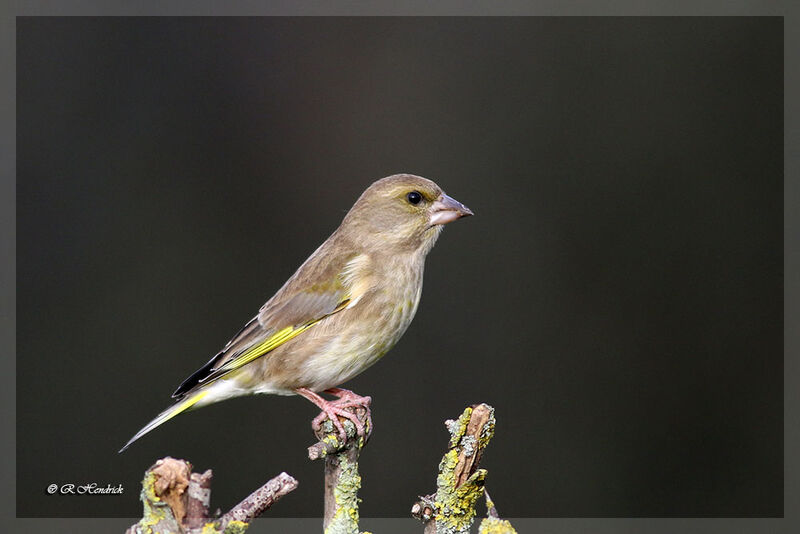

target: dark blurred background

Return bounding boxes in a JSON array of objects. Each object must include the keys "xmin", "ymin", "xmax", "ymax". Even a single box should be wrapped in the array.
[{"xmin": 16, "ymin": 17, "xmax": 782, "ymax": 518}]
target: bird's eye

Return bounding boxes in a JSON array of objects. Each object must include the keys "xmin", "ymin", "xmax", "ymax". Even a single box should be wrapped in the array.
[{"xmin": 406, "ymin": 191, "xmax": 423, "ymax": 205}]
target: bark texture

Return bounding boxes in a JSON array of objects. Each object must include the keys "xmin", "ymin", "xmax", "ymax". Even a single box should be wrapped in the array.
[
  {"xmin": 125, "ymin": 457, "xmax": 297, "ymax": 534},
  {"xmin": 411, "ymin": 404, "xmax": 508, "ymax": 534}
]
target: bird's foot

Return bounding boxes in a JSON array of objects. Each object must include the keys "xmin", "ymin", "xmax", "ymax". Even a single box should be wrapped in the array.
[
  {"xmin": 323, "ymin": 388, "xmax": 373, "ymax": 438},
  {"xmin": 296, "ymin": 387, "xmax": 372, "ymax": 443},
  {"xmin": 310, "ymin": 404, "xmax": 366, "ymax": 442},
  {"xmin": 325, "ymin": 387, "xmax": 372, "ymax": 408}
]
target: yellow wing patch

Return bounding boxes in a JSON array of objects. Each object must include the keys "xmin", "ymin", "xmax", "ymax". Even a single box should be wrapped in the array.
[
  {"xmin": 215, "ymin": 298, "xmax": 352, "ymax": 377},
  {"xmin": 218, "ymin": 324, "xmax": 312, "ymax": 372}
]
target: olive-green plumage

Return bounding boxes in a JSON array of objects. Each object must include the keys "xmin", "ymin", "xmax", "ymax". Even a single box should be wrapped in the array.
[{"xmin": 121, "ymin": 174, "xmax": 472, "ymax": 451}]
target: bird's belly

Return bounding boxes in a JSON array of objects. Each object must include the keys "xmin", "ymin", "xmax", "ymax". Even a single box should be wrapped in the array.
[{"xmin": 296, "ymin": 291, "xmax": 420, "ymax": 392}]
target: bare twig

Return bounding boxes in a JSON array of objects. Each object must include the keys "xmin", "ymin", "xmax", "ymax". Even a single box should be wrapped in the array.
[
  {"xmin": 478, "ymin": 489, "xmax": 518, "ymax": 533},
  {"xmin": 484, "ymin": 488, "xmax": 500, "ymax": 519},
  {"xmin": 411, "ymin": 495, "xmax": 438, "ymax": 534},
  {"xmin": 308, "ymin": 434, "xmax": 344, "ymax": 461},
  {"xmin": 217, "ymin": 472, "xmax": 299, "ymax": 530},
  {"xmin": 184, "ymin": 469, "xmax": 213, "ymax": 530}
]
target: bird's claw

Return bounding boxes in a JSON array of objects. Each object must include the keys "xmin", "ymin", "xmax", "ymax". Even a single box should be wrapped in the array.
[
  {"xmin": 311, "ymin": 405, "xmax": 367, "ymax": 442},
  {"xmin": 297, "ymin": 387, "xmax": 373, "ymax": 444},
  {"xmin": 323, "ymin": 388, "xmax": 373, "ymax": 441}
]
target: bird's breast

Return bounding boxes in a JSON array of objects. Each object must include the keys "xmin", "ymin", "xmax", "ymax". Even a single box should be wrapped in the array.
[{"xmin": 296, "ymin": 256, "xmax": 425, "ymax": 391}]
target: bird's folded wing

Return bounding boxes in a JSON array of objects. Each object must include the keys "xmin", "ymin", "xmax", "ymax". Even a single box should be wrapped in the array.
[
  {"xmin": 171, "ymin": 248, "xmax": 373, "ymax": 398},
  {"xmin": 218, "ymin": 292, "xmax": 351, "ymax": 374},
  {"xmin": 171, "ymin": 287, "xmax": 350, "ymax": 398}
]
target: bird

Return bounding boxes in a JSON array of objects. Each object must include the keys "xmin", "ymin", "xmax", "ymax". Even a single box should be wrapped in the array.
[{"xmin": 120, "ymin": 174, "xmax": 473, "ymax": 452}]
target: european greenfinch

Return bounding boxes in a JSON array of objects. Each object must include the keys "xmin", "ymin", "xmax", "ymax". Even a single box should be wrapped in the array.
[{"xmin": 120, "ymin": 174, "xmax": 472, "ymax": 452}]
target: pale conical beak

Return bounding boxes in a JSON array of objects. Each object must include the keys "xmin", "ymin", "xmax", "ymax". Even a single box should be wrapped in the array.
[{"xmin": 429, "ymin": 193, "xmax": 474, "ymax": 226}]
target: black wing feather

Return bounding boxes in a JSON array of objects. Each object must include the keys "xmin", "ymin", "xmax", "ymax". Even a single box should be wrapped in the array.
[{"xmin": 171, "ymin": 315, "xmax": 259, "ymax": 398}]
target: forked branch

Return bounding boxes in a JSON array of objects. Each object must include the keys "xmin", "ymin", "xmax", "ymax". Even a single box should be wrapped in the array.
[{"xmin": 125, "ymin": 457, "xmax": 297, "ymax": 534}]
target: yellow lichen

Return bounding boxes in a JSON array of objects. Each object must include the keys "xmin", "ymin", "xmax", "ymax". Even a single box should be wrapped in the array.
[
  {"xmin": 447, "ymin": 407, "xmax": 474, "ymax": 448},
  {"xmin": 222, "ymin": 519, "xmax": 250, "ymax": 534},
  {"xmin": 325, "ymin": 455, "xmax": 362, "ymax": 534},
  {"xmin": 430, "ymin": 405, "xmax": 495, "ymax": 534},
  {"xmin": 134, "ymin": 468, "xmax": 180, "ymax": 534},
  {"xmin": 478, "ymin": 517, "xmax": 518, "ymax": 534}
]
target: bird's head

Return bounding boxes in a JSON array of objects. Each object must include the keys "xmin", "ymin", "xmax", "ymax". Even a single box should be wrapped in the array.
[{"xmin": 340, "ymin": 174, "xmax": 473, "ymax": 255}]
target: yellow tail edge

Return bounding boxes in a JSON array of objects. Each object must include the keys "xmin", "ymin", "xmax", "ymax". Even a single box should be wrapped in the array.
[{"xmin": 118, "ymin": 390, "xmax": 209, "ymax": 453}]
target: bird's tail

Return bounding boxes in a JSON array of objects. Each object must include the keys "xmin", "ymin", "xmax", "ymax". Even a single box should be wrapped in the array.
[{"xmin": 118, "ymin": 389, "xmax": 210, "ymax": 453}]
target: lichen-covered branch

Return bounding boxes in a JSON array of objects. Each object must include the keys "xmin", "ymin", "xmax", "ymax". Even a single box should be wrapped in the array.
[
  {"xmin": 411, "ymin": 404, "xmax": 498, "ymax": 534},
  {"xmin": 127, "ymin": 402, "xmax": 514, "ymax": 534},
  {"xmin": 308, "ymin": 404, "xmax": 371, "ymax": 534},
  {"xmin": 125, "ymin": 458, "xmax": 189, "ymax": 534},
  {"xmin": 125, "ymin": 457, "xmax": 297, "ymax": 534}
]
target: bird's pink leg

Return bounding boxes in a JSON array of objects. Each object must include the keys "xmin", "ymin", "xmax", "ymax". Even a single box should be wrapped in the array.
[{"xmin": 295, "ymin": 387, "xmax": 370, "ymax": 441}]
